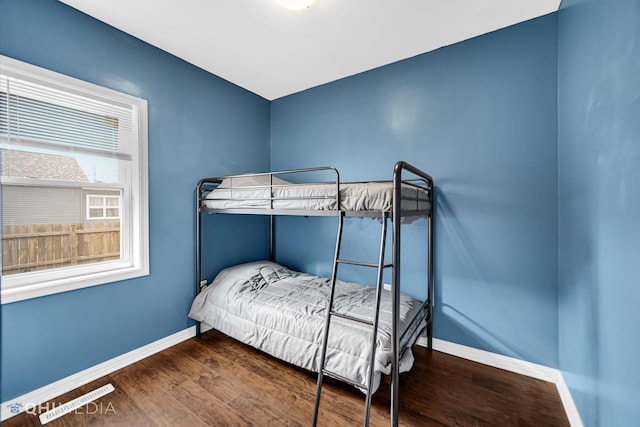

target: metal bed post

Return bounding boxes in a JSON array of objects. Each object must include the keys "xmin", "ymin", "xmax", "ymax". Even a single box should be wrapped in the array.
[
  {"xmin": 427, "ymin": 187, "xmax": 434, "ymax": 350},
  {"xmin": 270, "ymin": 215, "xmax": 275, "ymax": 262},
  {"xmin": 391, "ymin": 161, "xmax": 403, "ymax": 427},
  {"xmin": 269, "ymin": 174, "xmax": 274, "ymax": 262},
  {"xmin": 195, "ymin": 179, "xmax": 204, "ymax": 337},
  {"xmin": 390, "ymin": 160, "xmax": 434, "ymax": 425}
]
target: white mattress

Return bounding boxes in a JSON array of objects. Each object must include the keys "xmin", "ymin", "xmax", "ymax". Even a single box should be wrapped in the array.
[
  {"xmin": 203, "ymin": 175, "xmax": 430, "ymax": 212},
  {"xmin": 188, "ymin": 261, "xmax": 427, "ymax": 393}
]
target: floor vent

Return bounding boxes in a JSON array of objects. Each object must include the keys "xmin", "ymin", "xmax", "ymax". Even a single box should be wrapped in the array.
[{"xmin": 39, "ymin": 383, "xmax": 114, "ymax": 425}]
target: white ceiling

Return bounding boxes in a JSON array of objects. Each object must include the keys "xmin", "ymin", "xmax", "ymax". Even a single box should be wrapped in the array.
[{"xmin": 60, "ymin": 0, "xmax": 561, "ymax": 100}]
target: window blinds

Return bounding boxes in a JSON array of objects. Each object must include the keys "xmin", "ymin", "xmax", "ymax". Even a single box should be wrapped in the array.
[{"xmin": 0, "ymin": 72, "xmax": 134, "ymax": 160}]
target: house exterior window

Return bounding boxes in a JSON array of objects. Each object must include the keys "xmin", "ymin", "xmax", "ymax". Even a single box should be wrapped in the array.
[
  {"xmin": 86, "ymin": 194, "xmax": 121, "ymax": 220},
  {"xmin": 1, "ymin": 55, "xmax": 149, "ymax": 303}
]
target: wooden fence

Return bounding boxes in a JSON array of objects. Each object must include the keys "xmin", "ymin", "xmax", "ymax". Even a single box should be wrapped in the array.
[{"xmin": 2, "ymin": 221, "xmax": 120, "ymax": 275}]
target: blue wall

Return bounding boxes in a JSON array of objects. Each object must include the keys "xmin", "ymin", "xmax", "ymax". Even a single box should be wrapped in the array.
[
  {"xmin": 558, "ymin": 0, "xmax": 640, "ymax": 425},
  {"xmin": 271, "ymin": 15, "xmax": 559, "ymax": 367},
  {"xmin": 0, "ymin": 0, "xmax": 270, "ymax": 401}
]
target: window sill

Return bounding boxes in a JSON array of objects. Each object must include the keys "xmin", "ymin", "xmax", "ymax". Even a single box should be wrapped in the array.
[{"xmin": 1, "ymin": 263, "xmax": 149, "ymax": 304}]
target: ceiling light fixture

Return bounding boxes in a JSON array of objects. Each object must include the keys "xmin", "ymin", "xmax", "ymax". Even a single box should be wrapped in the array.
[{"xmin": 276, "ymin": 0, "xmax": 316, "ymax": 11}]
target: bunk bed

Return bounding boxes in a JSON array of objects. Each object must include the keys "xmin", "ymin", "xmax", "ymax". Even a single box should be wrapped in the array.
[{"xmin": 190, "ymin": 161, "xmax": 434, "ymax": 427}]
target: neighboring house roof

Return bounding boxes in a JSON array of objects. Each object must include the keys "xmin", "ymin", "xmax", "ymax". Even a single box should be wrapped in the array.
[{"xmin": 1, "ymin": 149, "xmax": 88, "ymax": 181}]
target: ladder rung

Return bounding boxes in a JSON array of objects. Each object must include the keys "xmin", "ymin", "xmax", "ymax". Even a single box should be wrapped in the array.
[
  {"xmin": 322, "ymin": 369, "xmax": 367, "ymax": 390},
  {"xmin": 330, "ymin": 311, "xmax": 373, "ymax": 326},
  {"xmin": 337, "ymin": 259, "xmax": 393, "ymax": 269}
]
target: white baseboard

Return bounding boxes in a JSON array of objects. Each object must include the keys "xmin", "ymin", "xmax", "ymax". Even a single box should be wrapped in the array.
[
  {"xmin": 555, "ymin": 370, "xmax": 583, "ymax": 427},
  {"xmin": 417, "ymin": 337, "xmax": 583, "ymax": 427},
  {"xmin": 1, "ymin": 326, "xmax": 196, "ymax": 421}
]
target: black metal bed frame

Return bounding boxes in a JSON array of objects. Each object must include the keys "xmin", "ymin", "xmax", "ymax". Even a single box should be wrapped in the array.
[{"xmin": 195, "ymin": 160, "xmax": 434, "ymax": 427}]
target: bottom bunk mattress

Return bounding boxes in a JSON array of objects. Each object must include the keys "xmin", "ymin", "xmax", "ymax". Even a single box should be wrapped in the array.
[{"xmin": 188, "ymin": 261, "xmax": 427, "ymax": 393}]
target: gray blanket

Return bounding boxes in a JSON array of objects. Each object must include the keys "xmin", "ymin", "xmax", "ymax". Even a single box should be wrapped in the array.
[{"xmin": 189, "ymin": 261, "xmax": 426, "ymax": 392}]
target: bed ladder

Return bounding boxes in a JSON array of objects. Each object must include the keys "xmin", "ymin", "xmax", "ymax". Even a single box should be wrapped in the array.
[{"xmin": 312, "ymin": 211, "xmax": 390, "ymax": 427}]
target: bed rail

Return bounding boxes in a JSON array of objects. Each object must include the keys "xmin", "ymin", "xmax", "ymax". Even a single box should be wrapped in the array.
[
  {"xmin": 197, "ymin": 166, "xmax": 340, "ymax": 214},
  {"xmin": 197, "ymin": 163, "xmax": 432, "ymax": 218}
]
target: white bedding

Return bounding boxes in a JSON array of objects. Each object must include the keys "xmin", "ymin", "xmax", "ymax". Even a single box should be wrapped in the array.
[
  {"xmin": 203, "ymin": 175, "xmax": 430, "ymax": 212},
  {"xmin": 188, "ymin": 261, "xmax": 427, "ymax": 393}
]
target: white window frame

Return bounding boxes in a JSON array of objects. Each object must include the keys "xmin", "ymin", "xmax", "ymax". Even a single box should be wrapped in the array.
[
  {"xmin": 86, "ymin": 194, "xmax": 122, "ymax": 220},
  {"xmin": 0, "ymin": 55, "xmax": 149, "ymax": 304}
]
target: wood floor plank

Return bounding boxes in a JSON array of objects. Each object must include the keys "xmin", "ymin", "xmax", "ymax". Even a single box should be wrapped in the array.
[
  {"xmin": 3, "ymin": 330, "xmax": 570, "ymax": 426},
  {"xmin": 228, "ymin": 392, "xmax": 306, "ymax": 426},
  {"xmin": 111, "ymin": 364, "xmax": 207, "ymax": 427},
  {"xmin": 166, "ymin": 377, "xmax": 251, "ymax": 426}
]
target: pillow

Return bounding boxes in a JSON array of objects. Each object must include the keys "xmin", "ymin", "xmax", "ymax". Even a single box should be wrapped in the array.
[
  {"xmin": 219, "ymin": 174, "xmax": 290, "ymax": 188},
  {"xmin": 247, "ymin": 264, "xmax": 296, "ymax": 290}
]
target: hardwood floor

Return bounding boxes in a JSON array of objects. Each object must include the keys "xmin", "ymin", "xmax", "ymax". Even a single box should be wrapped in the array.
[{"xmin": 4, "ymin": 330, "xmax": 569, "ymax": 426}]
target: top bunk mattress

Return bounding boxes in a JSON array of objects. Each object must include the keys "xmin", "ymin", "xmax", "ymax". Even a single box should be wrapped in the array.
[{"xmin": 203, "ymin": 175, "xmax": 431, "ymax": 213}]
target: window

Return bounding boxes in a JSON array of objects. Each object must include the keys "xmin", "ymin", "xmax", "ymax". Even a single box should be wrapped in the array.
[
  {"xmin": 1, "ymin": 55, "xmax": 149, "ymax": 303},
  {"xmin": 86, "ymin": 194, "xmax": 122, "ymax": 220}
]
